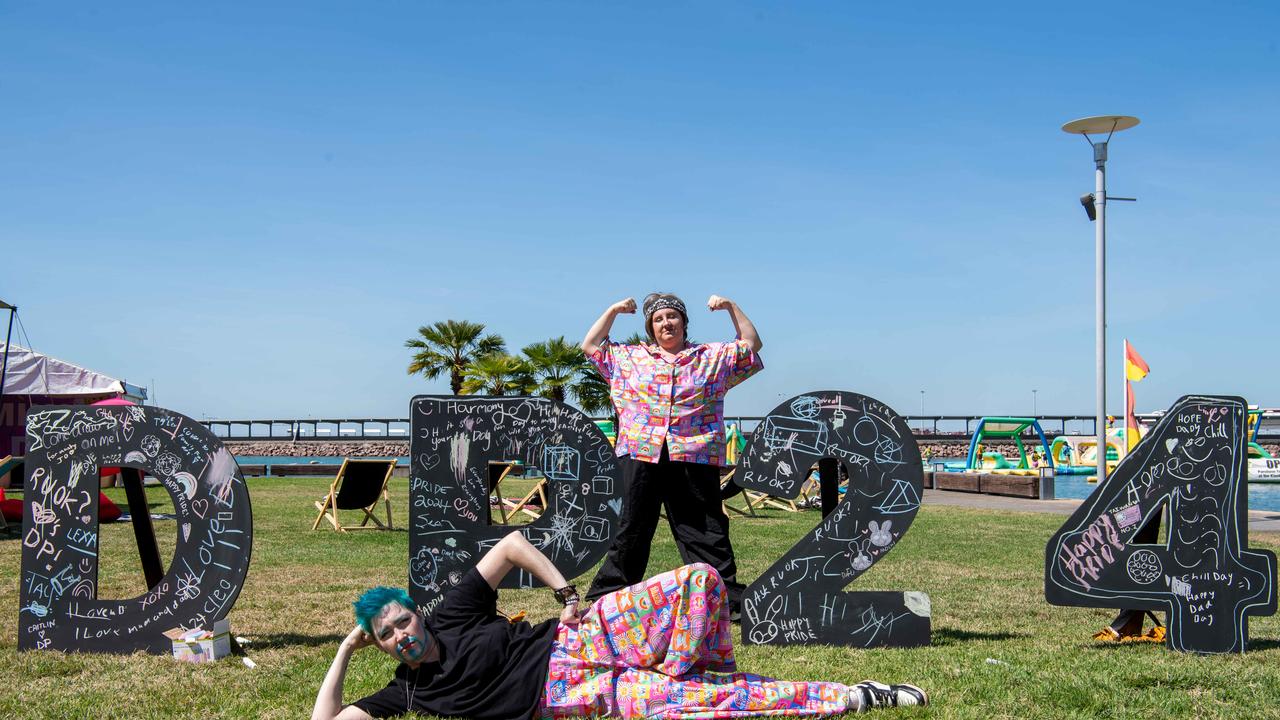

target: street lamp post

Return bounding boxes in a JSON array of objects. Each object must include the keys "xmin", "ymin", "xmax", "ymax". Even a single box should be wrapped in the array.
[
  {"xmin": 1032, "ymin": 389, "xmax": 1038, "ymax": 417},
  {"xmin": 919, "ymin": 390, "xmax": 925, "ymax": 433},
  {"xmin": 1062, "ymin": 115, "xmax": 1140, "ymax": 485}
]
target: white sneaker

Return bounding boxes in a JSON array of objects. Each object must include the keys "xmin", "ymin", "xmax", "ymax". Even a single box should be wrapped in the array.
[{"xmin": 849, "ymin": 681, "xmax": 928, "ymax": 712}]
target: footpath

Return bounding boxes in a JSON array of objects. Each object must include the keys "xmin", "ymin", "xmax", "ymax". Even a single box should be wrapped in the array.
[{"xmin": 923, "ymin": 488, "xmax": 1280, "ymax": 534}]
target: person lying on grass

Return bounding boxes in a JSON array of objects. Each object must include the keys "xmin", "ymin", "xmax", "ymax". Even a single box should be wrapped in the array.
[{"xmin": 312, "ymin": 532, "xmax": 927, "ymax": 720}]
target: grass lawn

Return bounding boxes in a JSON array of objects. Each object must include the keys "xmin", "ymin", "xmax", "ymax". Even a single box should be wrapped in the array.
[{"xmin": 3, "ymin": 476, "xmax": 1279, "ymax": 719}]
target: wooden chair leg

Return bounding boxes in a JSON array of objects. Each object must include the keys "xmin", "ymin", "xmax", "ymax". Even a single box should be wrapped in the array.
[
  {"xmin": 313, "ymin": 497, "xmax": 333, "ymax": 530},
  {"xmin": 723, "ymin": 497, "xmax": 756, "ymax": 517},
  {"xmin": 490, "ymin": 464, "xmax": 516, "ymax": 524},
  {"xmin": 504, "ymin": 480, "xmax": 547, "ymax": 522}
]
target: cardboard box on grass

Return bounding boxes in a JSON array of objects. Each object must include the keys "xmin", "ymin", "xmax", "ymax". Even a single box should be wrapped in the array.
[{"xmin": 163, "ymin": 619, "xmax": 231, "ymax": 663}]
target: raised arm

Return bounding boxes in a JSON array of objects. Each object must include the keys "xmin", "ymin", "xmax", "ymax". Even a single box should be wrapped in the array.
[
  {"xmin": 311, "ymin": 627, "xmax": 376, "ymax": 720},
  {"xmin": 707, "ymin": 295, "xmax": 763, "ymax": 352},
  {"xmin": 582, "ymin": 297, "xmax": 637, "ymax": 357},
  {"xmin": 474, "ymin": 532, "xmax": 583, "ymax": 624}
]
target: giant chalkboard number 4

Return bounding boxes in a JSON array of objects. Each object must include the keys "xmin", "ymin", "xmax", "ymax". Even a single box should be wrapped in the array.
[
  {"xmin": 407, "ymin": 396, "xmax": 623, "ymax": 617},
  {"xmin": 19, "ymin": 405, "xmax": 253, "ymax": 654},
  {"xmin": 1045, "ymin": 395, "xmax": 1276, "ymax": 653},
  {"xmin": 735, "ymin": 392, "xmax": 930, "ymax": 647}
]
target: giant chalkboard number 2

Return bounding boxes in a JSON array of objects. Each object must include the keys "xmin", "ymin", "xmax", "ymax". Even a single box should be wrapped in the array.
[
  {"xmin": 1045, "ymin": 395, "xmax": 1276, "ymax": 653},
  {"xmin": 735, "ymin": 392, "xmax": 930, "ymax": 647},
  {"xmin": 19, "ymin": 405, "xmax": 253, "ymax": 654},
  {"xmin": 407, "ymin": 396, "xmax": 623, "ymax": 617}
]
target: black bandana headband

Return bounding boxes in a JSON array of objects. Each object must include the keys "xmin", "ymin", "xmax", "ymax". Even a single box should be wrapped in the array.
[
  {"xmin": 643, "ymin": 296, "xmax": 687, "ymax": 320},
  {"xmin": 642, "ymin": 294, "xmax": 689, "ymax": 341}
]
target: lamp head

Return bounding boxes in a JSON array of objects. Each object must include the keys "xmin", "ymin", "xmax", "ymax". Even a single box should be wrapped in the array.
[{"xmin": 1080, "ymin": 193, "xmax": 1097, "ymax": 221}]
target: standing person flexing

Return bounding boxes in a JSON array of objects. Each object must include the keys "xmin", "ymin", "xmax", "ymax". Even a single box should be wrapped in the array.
[{"xmin": 581, "ymin": 292, "xmax": 762, "ymax": 616}]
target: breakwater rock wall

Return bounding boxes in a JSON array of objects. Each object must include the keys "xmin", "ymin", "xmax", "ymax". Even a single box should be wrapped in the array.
[{"xmin": 227, "ymin": 440, "xmax": 409, "ymax": 457}]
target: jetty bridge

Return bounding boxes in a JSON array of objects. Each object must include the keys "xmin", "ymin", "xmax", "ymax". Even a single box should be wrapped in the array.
[{"xmin": 198, "ymin": 411, "xmax": 1280, "ymax": 444}]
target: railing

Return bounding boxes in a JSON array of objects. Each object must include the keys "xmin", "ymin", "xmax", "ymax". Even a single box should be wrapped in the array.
[
  {"xmin": 200, "ymin": 418, "xmax": 412, "ymax": 441},
  {"xmin": 198, "ymin": 413, "xmax": 1270, "ymax": 442}
]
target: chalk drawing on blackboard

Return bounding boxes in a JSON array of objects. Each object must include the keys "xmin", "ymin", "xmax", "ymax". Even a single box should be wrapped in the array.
[
  {"xmin": 592, "ymin": 475, "xmax": 614, "ymax": 495},
  {"xmin": 543, "ymin": 445, "xmax": 580, "ymax": 482},
  {"xmin": 19, "ymin": 405, "xmax": 253, "ymax": 655},
  {"xmin": 737, "ymin": 391, "xmax": 929, "ymax": 647},
  {"xmin": 791, "ymin": 396, "xmax": 821, "ymax": 419},
  {"xmin": 1044, "ymin": 395, "xmax": 1276, "ymax": 653},
  {"xmin": 408, "ymin": 396, "xmax": 623, "ymax": 615},
  {"xmin": 1127, "ymin": 549, "xmax": 1162, "ymax": 584},
  {"xmin": 873, "ymin": 479, "xmax": 920, "ymax": 514}
]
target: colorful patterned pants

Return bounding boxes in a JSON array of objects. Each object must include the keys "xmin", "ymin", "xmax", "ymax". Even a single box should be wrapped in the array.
[{"xmin": 541, "ymin": 564, "xmax": 851, "ymax": 719}]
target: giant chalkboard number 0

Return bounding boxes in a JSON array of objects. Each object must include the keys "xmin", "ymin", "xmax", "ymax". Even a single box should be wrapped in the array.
[
  {"xmin": 19, "ymin": 405, "xmax": 253, "ymax": 653},
  {"xmin": 736, "ymin": 392, "xmax": 930, "ymax": 647},
  {"xmin": 408, "ymin": 396, "xmax": 623, "ymax": 616},
  {"xmin": 1045, "ymin": 395, "xmax": 1277, "ymax": 653}
]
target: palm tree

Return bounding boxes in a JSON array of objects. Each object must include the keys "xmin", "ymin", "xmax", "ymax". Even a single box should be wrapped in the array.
[
  {"xmin": 571, "ymin": 332, "xmax": 647, "ymax": 420},
  {"xmin": 572, "ymin": 371, "xmax": 613, "ymax": 417},
  {"xmin": 521, "ymin": 336, "xmax": 587, "ymax": 404},
  {"xmin": 460, "ymin": 354, "xmax": 531, "ymax": 396},
  {"xmin": 405, "ymin": 320, "xmax": 506, "ymax": 394}
]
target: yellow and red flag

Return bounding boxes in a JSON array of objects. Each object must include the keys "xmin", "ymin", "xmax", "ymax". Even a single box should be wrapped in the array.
[
  {"xmin": 1125, "ymin": 341, "xmax": 1150, "ymax": 382},
  {"xmin": 1124, "ymin": 340, "xmax": 1151, "ymax": 451}
]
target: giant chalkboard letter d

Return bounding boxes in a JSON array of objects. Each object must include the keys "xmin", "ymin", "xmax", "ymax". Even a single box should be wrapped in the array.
[
  {"xmin": 408, "ymin": 396, "xmax": 622, "ymax": 616},
  {"xmin": 19, "ymin": 405, "xmax": 253, "ymax": 653},
  {"xmin": 735, "ymin": 392, "xmax": 930, "ymax": 647},
  {"xmin": 1045, "ymin": 395, "xmax": 1276, "ymax": 653}
]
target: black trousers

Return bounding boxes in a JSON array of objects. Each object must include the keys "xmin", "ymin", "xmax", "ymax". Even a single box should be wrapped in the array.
[
  {"xmin": 1110, "ymin": 512, "xmax": 1163, "ymax": 630},
  {"xmin": 586, "ymin": 446, "xmax": 744, "ymax": 609}
]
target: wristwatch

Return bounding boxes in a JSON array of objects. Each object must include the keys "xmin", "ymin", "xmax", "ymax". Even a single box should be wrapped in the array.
[{"xmin": 553, "ymin": 584, "xmax": 580, "ymax": 606}]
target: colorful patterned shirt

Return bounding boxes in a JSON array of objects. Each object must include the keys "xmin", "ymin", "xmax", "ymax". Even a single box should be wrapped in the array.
[{"xmin": 588, "ymin": 338, "xmax": 763, "ymax": 466}]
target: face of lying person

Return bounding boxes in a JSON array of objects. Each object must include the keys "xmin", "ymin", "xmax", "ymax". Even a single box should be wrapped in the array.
[
  {"xmin": 650, "ymin": 308, "xmax": 686, "ymax": 351},
  {"xmin": 371, "ymin": 601, "xmax": 435, "ymax": 666}
]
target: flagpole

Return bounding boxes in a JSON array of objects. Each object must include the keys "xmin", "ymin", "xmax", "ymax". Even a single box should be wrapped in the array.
[
  {"xmin": 1123, "ymin": 340, "xmax": 1130, "ymax": 452},
  {"xmin": 0, "ymin": 300, "xmax": 15, "ymax": 401}
]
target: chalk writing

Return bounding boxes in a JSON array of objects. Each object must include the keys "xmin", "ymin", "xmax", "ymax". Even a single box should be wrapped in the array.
[
  {"xmin": 737, "ymin": 391, "xmax": 930, "ymax": 647},
  {"xmin": 1045, "ymin": 395, "xmax": 1276, "ymax": 653},
  {"xmin": 19, "ymin": 405, "xmax": 253, "ymax": 654},
  {"xmin": 408, "ymin": 396, "xmax": 622, "ymax": 616}
]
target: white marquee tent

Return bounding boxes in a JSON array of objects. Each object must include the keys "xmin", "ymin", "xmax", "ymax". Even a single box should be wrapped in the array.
[{"xmin": 0, "ymin": 343, "xmax": 146, "ymax": 401}]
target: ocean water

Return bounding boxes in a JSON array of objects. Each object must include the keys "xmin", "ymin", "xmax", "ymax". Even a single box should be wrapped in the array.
[
  {"xmin": 928, "ymin": 459, "xmax": 1280, "ymax": 512},
  {"xmin": 1052, "ymin": 472, "xmax": 1280, "ymax": 512}
]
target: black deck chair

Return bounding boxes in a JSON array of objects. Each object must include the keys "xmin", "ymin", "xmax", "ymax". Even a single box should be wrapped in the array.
[{"xmin": 312, "ymin": 458, "xmax": 396, "ymax": 532}]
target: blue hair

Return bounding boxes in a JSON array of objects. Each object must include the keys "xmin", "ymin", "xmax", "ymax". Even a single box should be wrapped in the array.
[{"xmin": 353, "ymin": 586, "xmax": 415, "ymax": 634}]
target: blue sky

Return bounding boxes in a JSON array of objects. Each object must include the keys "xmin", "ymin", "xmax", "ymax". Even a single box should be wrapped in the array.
[{"xmin": 3, "ymin": 2, "xmax": 1277, "ymax": 421}]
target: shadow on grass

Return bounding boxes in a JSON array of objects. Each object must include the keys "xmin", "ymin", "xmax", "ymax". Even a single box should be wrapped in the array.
[
  {"xmin": 1245, "ymin": 637, "xmax": 1280, "ymax": 651},
  {"xmin": 250, "ymin": 632, "xmax": 349, "ymax": 649},
  {"xmin": 310, "ymin": 527, "xmax": 410, "ymax": 534},
  {"xmin": 931, "ymin": 627, "xmax": 1025, "ymax": 644}
]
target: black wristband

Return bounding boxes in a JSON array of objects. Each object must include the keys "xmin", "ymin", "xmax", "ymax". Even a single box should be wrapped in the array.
[{"xmin": 553, "ymin": 584, "xmax": 578, "ymax": 606}]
